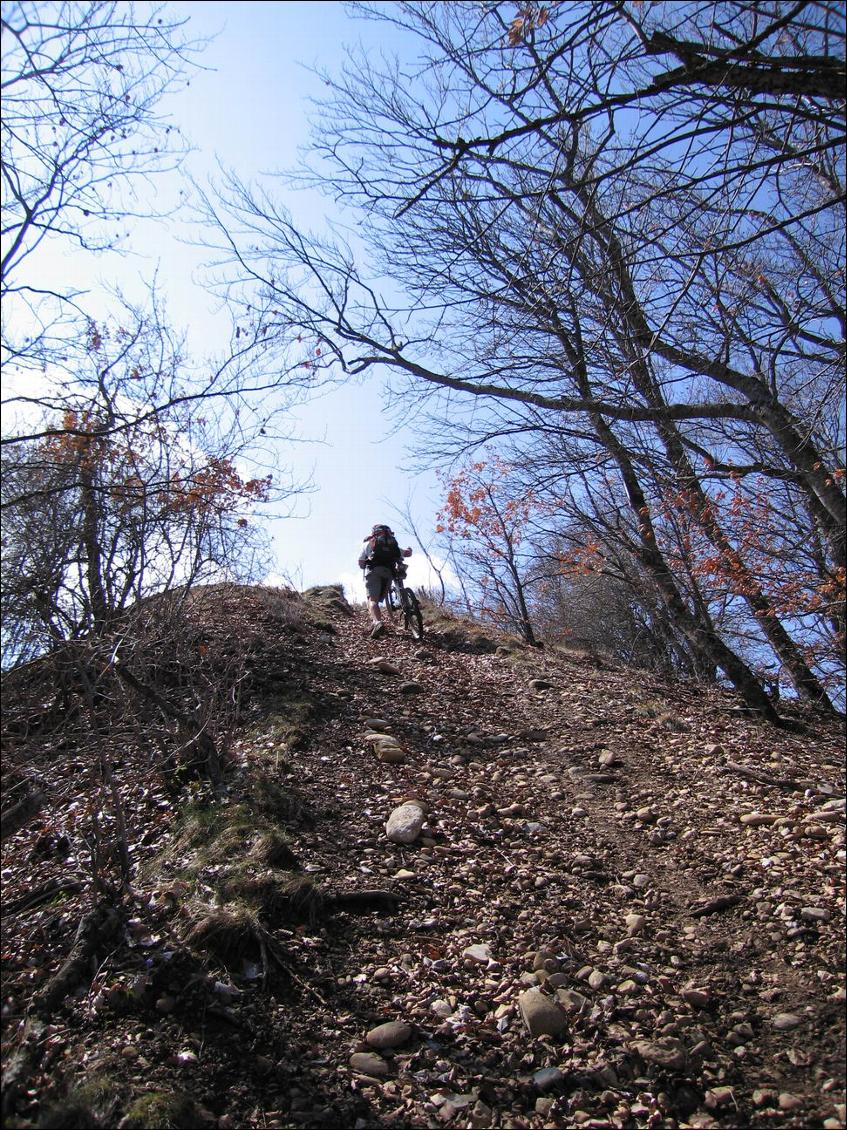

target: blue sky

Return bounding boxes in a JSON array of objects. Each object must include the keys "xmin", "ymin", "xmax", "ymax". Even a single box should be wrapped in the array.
[
  {"xmin": 157, "ymin": 1, "xmax": 448, "ymax": 599},
  {"xmin": 66, "ymin": 1, "xmax": 449, "ymax": 600}
]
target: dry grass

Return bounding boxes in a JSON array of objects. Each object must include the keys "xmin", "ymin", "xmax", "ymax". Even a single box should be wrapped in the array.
[
  {"xmin": 182, "ymin": 901, "xmax": 261, "ymax": 960},
  {"xmin": 215, "ymin": 868, "xmax": 324, "ymax": 926},
  {"xmin": 250, "ymin": 828, "xmax": 300, "ymax": 869}
]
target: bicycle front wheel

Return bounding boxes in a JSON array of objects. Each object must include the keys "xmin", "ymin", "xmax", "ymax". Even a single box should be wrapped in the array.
[{"xmin": 401, "ymin": 588, "xmax": 424, "ymax": 641}]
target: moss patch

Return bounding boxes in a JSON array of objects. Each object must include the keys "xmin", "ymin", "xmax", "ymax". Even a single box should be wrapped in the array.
[
  {"xmin": 253, "ymin": 686, "xmax": 318, "ymax": 750},
  {"xmin": 244, "ymin": 775, "xmax": 311, "ymax": 825},
  {"xmin": 143, "ymin": 784, "xmax": 307, "ymax": 898},
  {"xmin": 120, "ymin": 1091, "xmax": 205, "ymax": 1130},
  {"xmin": 37, "ymin": 1075, "xmax": 122, "ymax": 1129}
]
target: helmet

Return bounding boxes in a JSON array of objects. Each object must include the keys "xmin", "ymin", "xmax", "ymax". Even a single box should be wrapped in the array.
[{"xmin": 372, "ymin": 523, "xmax": 392, "ymax": 534}]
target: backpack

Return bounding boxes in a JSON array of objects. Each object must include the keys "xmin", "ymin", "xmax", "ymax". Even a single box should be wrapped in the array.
[{"xmin": 366, "ymin": 527, "xmax": 400, "ymax": 568}]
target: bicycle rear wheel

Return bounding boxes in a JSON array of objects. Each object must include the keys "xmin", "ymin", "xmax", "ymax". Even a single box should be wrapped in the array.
[{"xmin": 401, "ymin": 588, "xmax": 424, "ymax": 640}]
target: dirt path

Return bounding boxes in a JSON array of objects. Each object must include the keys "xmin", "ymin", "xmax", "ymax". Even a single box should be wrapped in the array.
[
  {"xmin": 2, "ymin": 588, "xmax": 844, "ymax": 1130},
  {"xmin": 229, "ymin": 595, "xmax": 845, "ymax": 1129}
]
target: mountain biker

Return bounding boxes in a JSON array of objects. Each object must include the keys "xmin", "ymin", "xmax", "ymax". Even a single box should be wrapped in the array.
[{"xmin": 358, "ymin": 524, "xmax": 412, "ymax": 638}]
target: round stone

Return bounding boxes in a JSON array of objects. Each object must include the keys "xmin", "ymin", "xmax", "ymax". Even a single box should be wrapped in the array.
[
  {"xmin": 350, "ymin": 1051, "xmax": 389, "ymax": 1076},
  {"xmin": 365, "ymin": 1020, "xmax": 413, "ymax": 1049}
]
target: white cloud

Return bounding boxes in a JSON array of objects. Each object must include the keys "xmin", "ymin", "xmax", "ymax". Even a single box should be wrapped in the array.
[
  {"xmin": 404, "ymin": 552, "xmax": 460, "ymax": 594},
  {"xmin": 337, "ymin": 570, "xmax": 367, "ymax": 604}
]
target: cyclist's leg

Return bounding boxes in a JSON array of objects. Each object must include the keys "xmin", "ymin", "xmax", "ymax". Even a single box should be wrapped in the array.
[{"xmin": 365, "ymin": 568, "xmax": 390, "ymax": 626}]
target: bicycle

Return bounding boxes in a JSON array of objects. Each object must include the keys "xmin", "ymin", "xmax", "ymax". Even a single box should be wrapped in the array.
[{"xmin": 385, "ymin": 563, "xmax": 424, "ymax": 641}]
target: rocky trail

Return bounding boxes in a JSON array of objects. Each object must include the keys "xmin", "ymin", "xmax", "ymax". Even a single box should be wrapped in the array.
[{"xmin": 1, "ymin": 585, "xmax": 845, "ymax": 1130}]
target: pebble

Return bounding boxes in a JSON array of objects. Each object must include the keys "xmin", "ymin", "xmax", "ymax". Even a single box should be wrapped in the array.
[
  {"xmin": 378, "ymin": 748, "xmax": 406, "ymax": 764},
  {"xmin": 463, "ymin": 943, "xmax": 493, "ymax": 964},
  {"xmin": 681, "ymin": 988, "xmax": 710, "ymax": 1009},
  {"xmin": 533, "ymin": 1067, "xmax": 565, "ymax": 1092},
  {"xmin": 778, "ymin": 1093, "xmax": 804, "ymax": 1111},
  {"xmin": 625, "ymin": 913, "xmax": 646, "ymax": 935},
  {"xmin": 772, "ymin": 1012, "xmax": 803, "ymax": 1030},
  {"xmin": 727, "ymin": 1022, "xmax": 754, "ymax": 1045},
  {"xmin": 350, "ymin": 1051, "xmax": 390, "ymax": 1076},
  {"xmin": 431, "ymin": 999, "xmax": 454, "ymax": 1018},
  {"xmin": 498, "ymin": 803, "xmax": 525, "ymax": 817},
  {"xmin": 556, "ymin": 988, "xmax": 590, "ymax": 1013},
  {"xmin": 365, "ymin": 1021, "xmax": 413, "ymax": 1049},
  {"xmin": 518, "ymin": 989, "xmax": 568, "ymax": 1037},
  {"xmin": 546, "ymin": 972, "xmax": 569, "ymax": 989},
  {"xmin": 809, "ymin": 809, "xmax": 844, "ymax": 823},
  {"xmin": 705, "ymin": 1087, "xmax": 735, "ymax": 1110},
  {"xmin": 800, "ymin": 906, "xmax": 831, "ymax": 922},
  {"xmin": 632, "ymin": 1038, "xmax": 687, "ymax": 1071},
  {"xmin": 752, "ymin": 1089, "xmax": 778, "ymax": 1107},
  {"xmin": 636, "ymin": 807, "xmax": 658, "ymax": 823},
  {"xmin": 531, "ymin": 950, "xmax": 557, "ymax": 971}
]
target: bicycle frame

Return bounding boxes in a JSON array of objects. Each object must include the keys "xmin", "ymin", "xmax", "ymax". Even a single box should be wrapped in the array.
[{"xmin": 385, "ymin": 566, "xmax": 424, "ymax": 639}]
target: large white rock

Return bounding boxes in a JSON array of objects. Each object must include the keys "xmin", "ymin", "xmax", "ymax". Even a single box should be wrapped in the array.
[{"xmin": 385, "ymin": 802, "xmax": 426, "ymax": 844}]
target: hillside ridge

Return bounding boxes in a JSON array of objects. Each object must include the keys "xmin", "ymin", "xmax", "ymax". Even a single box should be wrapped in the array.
[{"xmin": 2, "ymin": 584, "xmax": 845, "ymax": 1130}]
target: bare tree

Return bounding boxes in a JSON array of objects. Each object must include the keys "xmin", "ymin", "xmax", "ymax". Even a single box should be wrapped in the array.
[
  {"xmin": 1, "ymin": 0, "xmax": 201, "ymax": 365},
  {"xmin": 1, "ymin": 302, "xmax": 291, "ymax": 663},
  {"xmin": 196, "ymin": 1, "xmax": 843, "ymax": 713}
]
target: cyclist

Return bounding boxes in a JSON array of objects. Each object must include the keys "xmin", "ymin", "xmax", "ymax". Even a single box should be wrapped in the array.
[{"xmin": 358, "ymin": 524, "xmax": 413, "ymax": 638}]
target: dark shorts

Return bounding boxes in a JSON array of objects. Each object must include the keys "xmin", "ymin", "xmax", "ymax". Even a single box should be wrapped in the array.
[{"xmin": 365, "ymin": 566, "xmax": 393, "ymax": 601}]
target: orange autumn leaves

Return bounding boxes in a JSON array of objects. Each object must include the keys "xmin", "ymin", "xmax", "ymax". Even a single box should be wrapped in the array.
[
  {"xmin": 42, "ymin": 410, "xmax": 271, "ymax": 523},
  {"xmin": 507, "ymin": 6, "xmax": 550, "ymax": 47},
  {"xmin": 437, "ymin": 458, "xmax": 844, "ymax": 632},
  {"xmin": 436, "ymin": 458, "xmax": 602, "ymax": 577}
]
